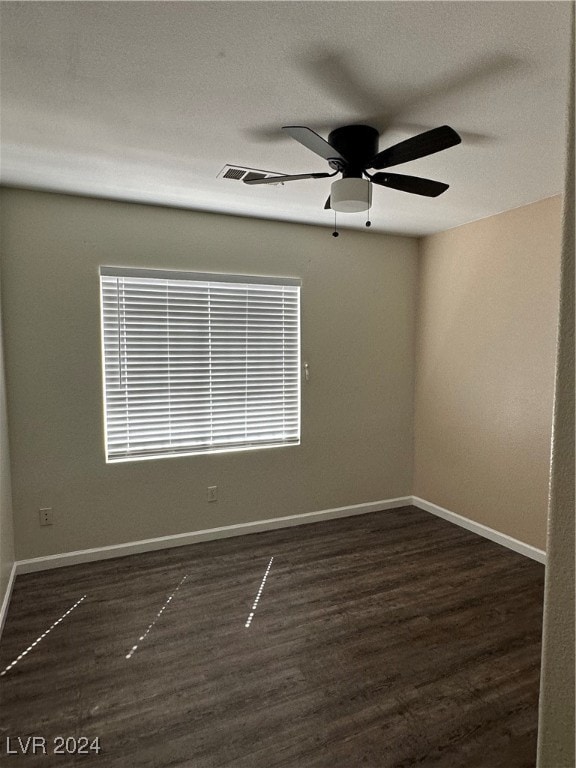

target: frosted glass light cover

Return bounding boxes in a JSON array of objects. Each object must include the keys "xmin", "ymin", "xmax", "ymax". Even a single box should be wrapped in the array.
[{"xmin": 330, "ymin": 178, "xmax": 371, "ymax": 212}]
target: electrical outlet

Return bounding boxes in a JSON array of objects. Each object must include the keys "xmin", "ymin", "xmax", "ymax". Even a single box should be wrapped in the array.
[
  {"xmin": 39, "ymin": 508, "xmax": 53, "ymax": 526},
  {"xmin": 207, "ymin": 486, "xmax": 218, "ymax": 503}
]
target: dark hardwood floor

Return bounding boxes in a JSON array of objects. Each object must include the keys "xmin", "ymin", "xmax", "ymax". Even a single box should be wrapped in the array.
[{"xmin": 0, "ymin": 506, "xmax": 544, "ymax": 767}]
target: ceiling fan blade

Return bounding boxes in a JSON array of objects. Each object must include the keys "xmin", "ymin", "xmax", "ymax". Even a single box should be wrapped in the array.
[
  {"xmin": 370, "ymin": 125, "xmax": 461, "ymax": 170},
  {"xmin": 244, "ymin": 172, "xmax": 332, "ymax": 185},
  {"xmin": 324, "ymin": 196, "xmax": 331, "ymax": 209},
  {"xmin": 282, "ymin": 126, "xmax": 346, "ymax": 162},
  {"xmin": 371, "ymin": 172, "xmax": 449, "ymax": 197}
]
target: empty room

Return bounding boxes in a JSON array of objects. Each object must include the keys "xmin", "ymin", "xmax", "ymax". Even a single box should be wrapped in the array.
[{"xmin": 0, "ymin": 2, "xmax": 573, "ymax": 766}]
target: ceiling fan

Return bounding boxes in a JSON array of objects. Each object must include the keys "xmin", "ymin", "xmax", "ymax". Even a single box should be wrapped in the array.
[{"xmin": 244, "ymin": 124, "xmax": 461, "ymax": 212}]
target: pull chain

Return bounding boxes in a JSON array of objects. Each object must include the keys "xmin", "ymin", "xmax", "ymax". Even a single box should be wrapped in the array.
[
  {"xmin": 332, "ymin": 210, "xmax": 339, "ymax": 237},
  {"xmin": 366, "ymin": 188, "xmax": 372, "ymax": 228}
]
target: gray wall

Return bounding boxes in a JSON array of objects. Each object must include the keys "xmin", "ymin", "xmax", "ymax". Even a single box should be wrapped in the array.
[
  {"xmin": 0, "ymin": 189, "xmax": 418, "ymax": 560},
  {"xmin": 537, "ymin": 12, "xmax": 575, "ymax": 764},
  {"xmin": 0, "ymin": 268, "xmax": 15, "ymax": 611}
]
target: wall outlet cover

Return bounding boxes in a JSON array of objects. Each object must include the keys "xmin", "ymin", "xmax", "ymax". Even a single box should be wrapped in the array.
[{"xmin": 39, "ymin": 508, "xmax": 53, "ymax": 526}]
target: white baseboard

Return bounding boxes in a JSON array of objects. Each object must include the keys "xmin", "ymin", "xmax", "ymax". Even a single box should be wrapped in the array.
[
  {"xmin": 16, "ymin": 496, "xmax": 413, "ymax": 575},
  {"xmin": 0, "ymin": 562, "xmax": 17, "ymax": 640},
  {"xmin": 411, "ymin": 496, "xmax": 546, "ymax": 564},
  {"xmin": 11, "ymin": 494, "xmax": 545, "ymax": 578},
  {"xmin": 3, "ymin": 497, "xmax": 544, "ymax": 633}
]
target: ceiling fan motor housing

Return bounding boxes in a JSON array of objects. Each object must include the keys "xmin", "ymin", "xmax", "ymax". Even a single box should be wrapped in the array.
[{"xmin": 327, "ymin": 125, "xmax": 379, "ymax": 177}]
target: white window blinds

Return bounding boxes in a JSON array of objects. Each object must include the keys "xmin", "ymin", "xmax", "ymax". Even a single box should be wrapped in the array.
[{"xmin": 100, "ymin": 268, "xmax": 301, "ymax": 461}]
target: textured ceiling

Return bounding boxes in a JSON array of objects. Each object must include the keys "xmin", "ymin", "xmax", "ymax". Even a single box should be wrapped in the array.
[{"xmin": 0, "ymin": 1, "xmax": 571, "ymax": 235}]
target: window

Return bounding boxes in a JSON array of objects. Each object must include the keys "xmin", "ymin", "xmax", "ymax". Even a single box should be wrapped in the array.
[{"xmin": 100, "ymin": 267, "xmax": 300, "ymax": 462}]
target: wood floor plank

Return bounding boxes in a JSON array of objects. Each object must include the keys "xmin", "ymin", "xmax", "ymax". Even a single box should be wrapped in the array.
[{"xmin": 0, "ymin": 506, "xmax": 544, "ymax": 767}]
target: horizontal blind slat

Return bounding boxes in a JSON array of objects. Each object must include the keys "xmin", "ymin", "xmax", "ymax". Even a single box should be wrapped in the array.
[{"xmin": 101, "ymin": 270, "xmax": 300, "ymax": 460}]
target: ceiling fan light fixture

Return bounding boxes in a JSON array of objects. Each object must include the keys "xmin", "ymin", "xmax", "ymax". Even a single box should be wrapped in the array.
[{"xmin": 330, "ymin": 178, "xmax": 371, "ymax": 212}]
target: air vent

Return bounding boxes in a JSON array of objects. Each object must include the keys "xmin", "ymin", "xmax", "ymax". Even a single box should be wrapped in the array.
[
  {"xmin": 223, "ymin": 167, "xmax": 245, "ymax": 180},
  {"xmin": 218, "ymin": 165, "xmax": 285, "ymax": 185}
]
